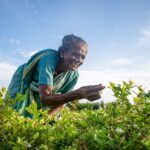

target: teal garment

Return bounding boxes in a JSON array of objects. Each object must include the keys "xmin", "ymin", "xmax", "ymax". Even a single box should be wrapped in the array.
[
  {"xmin": 33, "ymin": 50, "xmax": 59, "ymax": 86},
  {"xmin": 8, "ymin": 49, "xmax": 79, "ymax": 118}
]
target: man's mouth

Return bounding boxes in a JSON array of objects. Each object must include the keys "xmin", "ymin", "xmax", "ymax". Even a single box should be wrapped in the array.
[{"xmin": 70, "ymin": 63, "xmax": 78, "ymax": 70}]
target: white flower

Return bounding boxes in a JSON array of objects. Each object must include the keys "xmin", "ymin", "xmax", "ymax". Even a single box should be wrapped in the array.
[
  {"xmin": 115, "ymin": 128, "xmax": 124, "ymax": 133},
  {"xmin": 28, "ymin": 144, "xmax": 31, "ymax": 148}
]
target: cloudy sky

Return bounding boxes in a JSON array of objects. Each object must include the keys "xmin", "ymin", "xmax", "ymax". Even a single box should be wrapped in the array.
[{"xmin": 0, "ymin": 0, "xmax": 150, "ymax": 102}]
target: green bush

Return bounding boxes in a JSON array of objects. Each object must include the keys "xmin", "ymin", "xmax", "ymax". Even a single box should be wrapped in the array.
[
  {"xmin": 0, "ymin": 81, "xmax": 150, "ymax": 150},
  {"xmin": 67, "ymin": 101, "xmax": 101, "ymax": 111}
]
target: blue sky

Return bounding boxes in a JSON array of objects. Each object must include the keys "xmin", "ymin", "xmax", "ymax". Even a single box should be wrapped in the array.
[{"xmin": 0, "ymin": 0, "xmax": 150, "ymax": 101}]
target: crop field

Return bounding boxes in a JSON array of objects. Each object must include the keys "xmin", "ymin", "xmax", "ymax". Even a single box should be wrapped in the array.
[{"xmin": 0, "ymin": 81, "xmax": 150, "ymax": 150}]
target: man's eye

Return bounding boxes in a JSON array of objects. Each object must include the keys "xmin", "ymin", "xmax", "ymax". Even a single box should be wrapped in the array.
[
  {"xmin": 81, "ymin": 55, "xmax": 85, "ymax": 59},
  {"xmin": 72, "ymin": 53, "xmax": 85, "ymax": 60}
]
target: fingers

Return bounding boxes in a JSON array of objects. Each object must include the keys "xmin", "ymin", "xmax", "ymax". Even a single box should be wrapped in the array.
[
  {"xmin": 86, "ymin": 91, "xmax": 101, "ymax": 101},
  {"xmin": 80, "ymin": 83, "xmax": 105, "ymax": 100},
  {"xmin": 90, "ymin": 84, "xmax": 105, "ymax": 92},
  {"xmin": 98, "ymin": 85, "xmax": 105, "ymax": 90}
]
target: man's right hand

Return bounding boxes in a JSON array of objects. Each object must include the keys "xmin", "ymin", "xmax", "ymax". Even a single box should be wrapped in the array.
[{"xmin": 79, "ymin": 84, "xmax": 105, "ymax": 101}]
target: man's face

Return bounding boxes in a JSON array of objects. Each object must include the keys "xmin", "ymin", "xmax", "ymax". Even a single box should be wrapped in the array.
[{"xmin": 62, "ymin": 47, "xmax": 88, "ymax": 71}]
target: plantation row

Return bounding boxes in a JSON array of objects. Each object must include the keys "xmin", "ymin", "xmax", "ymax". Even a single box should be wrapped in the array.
[{"xmin": 0, "ymin": 81, "xmax": 150, "ymax": 150}]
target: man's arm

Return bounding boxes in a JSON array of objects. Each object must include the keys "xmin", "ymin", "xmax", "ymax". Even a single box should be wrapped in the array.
[{"xmin": 39, "ymin": 84, "xmax": 105, "ymax": 107}]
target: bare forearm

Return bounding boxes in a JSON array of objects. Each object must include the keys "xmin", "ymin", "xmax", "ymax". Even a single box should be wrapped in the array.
[{"xmin": 41, "ymin": 88, "xmax": 82, "ymax": 107}]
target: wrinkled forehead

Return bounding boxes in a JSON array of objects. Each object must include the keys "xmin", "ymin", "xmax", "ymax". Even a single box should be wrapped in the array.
[
  {"xmin": 74, "ymin": 42, "xmax": 88, "ymax": 53},
  {"xmin": 70, "ymin": 46, "xmax": 88, "ymax": 56}
]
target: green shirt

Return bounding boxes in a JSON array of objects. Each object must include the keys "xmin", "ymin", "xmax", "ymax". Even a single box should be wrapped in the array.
[{"xmin": 8, "ymin": 49, "xmax": 79, "ymax": 117}]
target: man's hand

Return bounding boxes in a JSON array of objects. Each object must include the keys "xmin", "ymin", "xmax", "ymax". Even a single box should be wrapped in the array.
[{"xmin": 79, "ymin": 84, "xmax": 105, "ymax": 101}]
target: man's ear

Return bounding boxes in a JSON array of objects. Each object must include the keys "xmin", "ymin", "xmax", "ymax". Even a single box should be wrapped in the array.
[{"xmin": 60, "ymin": 50, "xmax": 65, "ymax": 58}]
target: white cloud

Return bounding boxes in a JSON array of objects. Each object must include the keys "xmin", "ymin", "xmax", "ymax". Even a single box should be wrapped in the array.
[
  {"xmin": 19, "ymin": 50, "xmax": 39, "ymax": 58},
  {"xmin": 138, "ymin": 61, "xmax": 150, "ymax": 71},
  {"xmin": 111, "ymin": 58, "xmax": 132, "ymax": 65},
  {"xmin": 10, "ymin": 38, "xmax": 21, "ymax": 45},
  {"xmin": 0, "ymin": 62, "xmax": 17, "ymax": 88},
  {"xmin": 136, "ymin": 26, "xmax": 150, "ymax": 48},
  {"xmin": 110, "ymin": 41, "xmax": 116, "ymax": 46},
  {"xmin": 10, "ymin": 38, "xmax": 14, "ymax": 44},
  {"xmin": 16, "ymin": 40, "xmax": 21, "ymax": 45},
  {"xmin": 139, "ymin": 28, "xmax": 150, "ymax": 44}
]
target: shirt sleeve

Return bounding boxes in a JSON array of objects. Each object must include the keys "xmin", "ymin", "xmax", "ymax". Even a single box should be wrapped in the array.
[{"xmin": 38, "ymin": 54, "xmax": 57, "ymax": 86}]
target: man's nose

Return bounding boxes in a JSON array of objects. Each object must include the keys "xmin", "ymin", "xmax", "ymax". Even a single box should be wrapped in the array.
[
  {"xmin": 76, "ymin": 56, "xmax": 83, "ymax": 64},
  {"xmin": 75, "ymin": 56, "xmax": 80, "ymax": 62}
]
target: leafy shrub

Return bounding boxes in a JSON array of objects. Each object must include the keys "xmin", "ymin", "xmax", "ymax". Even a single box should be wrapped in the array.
[
  {"xmin": 67, "ymin": 101, "xmax": 101, "ymax": 111},
  {"xmin": 0, "ymin": 81, "xmax": 150, "ymax": 150}
]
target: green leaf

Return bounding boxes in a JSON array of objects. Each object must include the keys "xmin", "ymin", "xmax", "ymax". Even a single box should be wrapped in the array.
[
  {"xmin": 12, "ymin": 146, "xmax": 21, "ymax": 150},
  {"xmin": 25, "ymin": 101, "xmax": 39, "ymax": 118}
]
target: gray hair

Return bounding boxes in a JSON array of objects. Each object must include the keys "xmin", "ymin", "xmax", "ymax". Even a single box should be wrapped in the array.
[{"xmin": 58, "ymin": 34, "xmax": 88, "ymax": 53}]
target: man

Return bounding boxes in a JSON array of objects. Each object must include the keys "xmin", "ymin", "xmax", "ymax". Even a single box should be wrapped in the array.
[{"xmin": 8, "ymin": 34, "xmax": 105, "ymax": 117}]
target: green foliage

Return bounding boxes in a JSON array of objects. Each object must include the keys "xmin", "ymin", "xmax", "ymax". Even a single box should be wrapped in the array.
[
  {"xmin": 67, "ymin": 101, "xmax": 101, "ymax": 111},
  {"xmin": 0, "ymin": 81, "xmax": 150, "ymax": 150}
]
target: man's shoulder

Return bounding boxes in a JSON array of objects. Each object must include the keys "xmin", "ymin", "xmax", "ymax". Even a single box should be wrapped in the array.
[
  {"xmin": 37, "ymin": 49, "xmax": 58, "ymax": 56},
  {"xmin": 39, "ymin": 49, "xmax": 60, "ymax": 63},
  {"xmin": 26, "ymin": 49, "xmax": 59, "ymax": 67}
]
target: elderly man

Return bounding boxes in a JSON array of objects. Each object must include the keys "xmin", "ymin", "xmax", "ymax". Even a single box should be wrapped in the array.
[{"xmin": 8, "ymin": 34, "xmax": 105, "ymax": 117}]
